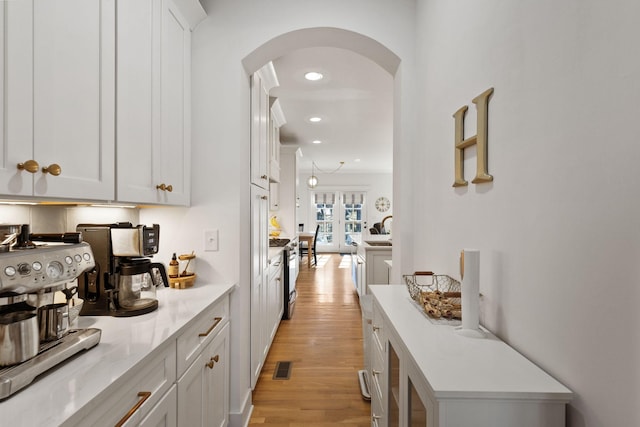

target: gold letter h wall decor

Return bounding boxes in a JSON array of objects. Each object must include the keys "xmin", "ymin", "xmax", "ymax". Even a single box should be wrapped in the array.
[{"xmin": 452, "ymin": 88, "xmax": 494, "ymax": 187}]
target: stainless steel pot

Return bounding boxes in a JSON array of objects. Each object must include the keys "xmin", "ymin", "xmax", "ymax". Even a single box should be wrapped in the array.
[
  {"xmin": 0, "ymin": 311, "xmax": 39, "ymax": 366},
  {"xmin": 38, "ymin": 303, "xmax": 69, "ymax": 342}
]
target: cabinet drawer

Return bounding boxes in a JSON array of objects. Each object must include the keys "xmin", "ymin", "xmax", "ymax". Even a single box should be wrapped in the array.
[
  {"xmin": 372, "ymin": 306, "xmax": 385, "ymax": 354},
  {"xmin": 371, "ymin": 342, "xmax": 385, "ymax": 404},
  {"xmin": 67, "ymin": 341, "xmax": 177, "ymax": 427},
  {"xmin": 177, "ymin": 295, "xmax": 229, "ymax": 377}
]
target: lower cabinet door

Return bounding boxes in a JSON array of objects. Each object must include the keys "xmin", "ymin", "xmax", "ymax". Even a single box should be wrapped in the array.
[
  {"xmin": 177, "ymin": 323, "xmax": 230, "ymax": 427},
  {"xmin": 139, "ymin": 385, "xmax": 177, "ymax": 427}
]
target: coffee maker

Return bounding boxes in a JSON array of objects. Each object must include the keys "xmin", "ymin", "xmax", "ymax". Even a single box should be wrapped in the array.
[
  {"xmin": 0, "ymin": 224, "xmax": 101, "ymax": 399},
  {"xmin": 76, "ymin": 223, "xmax": 169, "ymax": 317}
]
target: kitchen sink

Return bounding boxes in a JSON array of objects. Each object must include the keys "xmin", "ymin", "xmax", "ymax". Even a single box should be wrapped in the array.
[{"xmin": 365, "ymin": 240, "xmax": 392, "ymax": 246}]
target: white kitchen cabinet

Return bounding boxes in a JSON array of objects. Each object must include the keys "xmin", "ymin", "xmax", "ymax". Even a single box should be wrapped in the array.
[
  {"xmin": 176, "ymin": 294, "xmax": 230, "ymax": 427},
  {"xmin": 65, "ymin": 340, "xmax": 177, "ymax": 427},
  {"xmin": 0, "ymin": 0, "xmax": 115, "ymax": 200},
  {"xmin": 116, "ymin": 0, "xmax": 191, "ymax": 205},
  {"xmin": 139, "ymin": 385, "xmax": 178, "ymax": 427},
  {"xmin": 177, "ymin": 322, "xmax": 230, "ymax": 427},
  {"xmin": 269, "ymin": 182, "xmax": 280, "ymax": 210},
  {"xmin": 251, "ymin": 63, "xmax": 279, "ymax": 189},
  {"xmin": 277, "ymin": 146, "xmax": 300, "ymax": 237},
  {"xmin": 250, "ymin": 185, "xmax": 269, "ymax": 388},
  {"xmin": 357, "ymin": 243, "xmax": 391, "ymax": 294},
  {"xmin": 250, "ymin": 72, "xmax": 270, "ymax": 189},
  {"xmin": 268, "ymin": 99, "xmax": 285, "ymax": 183},
  {"xmin": 267, "ymin": 252, "xmax": 284, "ymax": 342},
  {"xmin": 370, "ymin": 286, "xmax": 572, "ymax": 427}
]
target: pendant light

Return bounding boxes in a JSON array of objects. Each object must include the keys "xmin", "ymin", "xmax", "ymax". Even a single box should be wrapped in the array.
[
  {"xmin": 307, "ymin": 162, "xmax": 318, "ymax": 188},
  {"xmin": 307, "ymin": 161, "xmax": 344, "ymax": 189}
]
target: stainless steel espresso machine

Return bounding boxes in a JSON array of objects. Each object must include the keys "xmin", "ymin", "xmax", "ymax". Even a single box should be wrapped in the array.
[
  {"xmin": 0, "ymin": 224, "xmax": 101, "ymax": 399},
  {"xmin": 76, "ymin": 223, "xmax": 169, "ymax": 317}
]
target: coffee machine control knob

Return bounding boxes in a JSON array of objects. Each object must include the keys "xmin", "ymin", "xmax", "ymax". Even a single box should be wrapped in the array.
[{"xmin": 18, "ymin": 263, "xmax": 31, "ymax": 275}]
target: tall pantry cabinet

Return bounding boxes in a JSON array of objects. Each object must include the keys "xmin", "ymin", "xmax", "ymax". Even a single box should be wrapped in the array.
[
  {"xmin": 250, "ymin": 62, "xmax": 281, "ymax": 389},
  {"xmin": 0, "ymin": 0, "xmax": 115, "ymax": 200}
]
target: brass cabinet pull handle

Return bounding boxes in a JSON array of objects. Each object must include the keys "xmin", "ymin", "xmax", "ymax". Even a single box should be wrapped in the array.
[
  {"xmin": 373, "ymin": 369, "xmax": 381, "ymax": 376},
  {"xmin": 115, "ymin": 391, "xmax": 151, "ymax": 427},
  {"xmin": 198, "ymin": 316, "xmax": 222, "ymax": 337},
  {"xmin": 372, "ymin": 325, "xmax": 380, "ymax": 331},
  {"xmin": 261, "ymin": 174, "xmax": 268, "ymax": 180},
  {"xmin": 17, "ymin": 160, "xmax": 39, "ymax": 174},
  {"xmin": 260, "ymin": 195, "xmax": 268, "ymax": 200},
  {"xmin": 42, "ymin": 163, "xmax": 62, "ymax": 176},
  {"xmin": 205, "ymin": 354, "xmax": 220, "ymax": 369},
  {"xmin": 156, "ymin": 183, "xmax": 173, "ymax": 192}
]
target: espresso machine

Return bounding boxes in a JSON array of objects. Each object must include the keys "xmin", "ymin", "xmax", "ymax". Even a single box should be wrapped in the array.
[
  {"xmin": 0, "ymin": 224, "xmax": 101, "ymax": 399},
  {"xmin": 76, "ymin": 223, "xmax": 169, "ymax": 317}
]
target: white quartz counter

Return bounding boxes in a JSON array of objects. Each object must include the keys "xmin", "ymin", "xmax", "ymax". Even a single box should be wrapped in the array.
[
  {"xmin": 0, "ymin": 282, "xmax": 235, "ymax": 427},
  {"xmin": 370, "ymin": 285, "xmax": 572, "ymax": 401}
]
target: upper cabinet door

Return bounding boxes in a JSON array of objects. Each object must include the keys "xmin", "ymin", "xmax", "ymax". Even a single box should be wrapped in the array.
[
  {"xmin": 250, "ymin": 72, "xmax": 270, "ymax": 189},
  {"xmin": 116, "ymin": 0, "xmax": 191, "ymax": 206},
  {"xmin": 160, "ymin": 0, "xmax": 191, "ymax": 205},
  {"xmin": 1, "ymin": 0, "xmax": 116, "ymax": 200},
  {"xmin": 116, "ymin": 0, "xmax": 161, "ymax": 204}
]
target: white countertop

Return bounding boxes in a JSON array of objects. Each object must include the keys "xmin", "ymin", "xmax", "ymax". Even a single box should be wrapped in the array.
[
  {"xmin": 370, "ymin": 285, "xmax": 572, "ymax": 401},
  {"xmin": 0, "ymin": 282, "xmax": 235, "ymax": 427}
]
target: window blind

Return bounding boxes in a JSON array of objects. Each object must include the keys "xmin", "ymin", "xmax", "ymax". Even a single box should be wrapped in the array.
[
  {"xmin": 314, "ymin": 192, "xmax": 336, "ymax": 205},
  {"xmin": 342, "ymin": 192, "xmax": 365, "ymax": 204}
]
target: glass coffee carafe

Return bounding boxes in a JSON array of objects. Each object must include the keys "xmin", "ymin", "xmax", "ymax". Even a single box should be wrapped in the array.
[{"xmin": 117, "ymin": 259, "xmax": 168, "ymax": 315}]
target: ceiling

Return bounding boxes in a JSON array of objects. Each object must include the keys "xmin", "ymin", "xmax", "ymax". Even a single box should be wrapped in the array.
[{"xmin": 269, "ymin": 46, "xmax": 394, "ymax": 176}]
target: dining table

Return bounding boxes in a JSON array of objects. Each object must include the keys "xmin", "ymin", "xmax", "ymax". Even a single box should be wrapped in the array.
[{"xmin": 298, "ymin": 232, "xmax": 315, "ymax": 267}]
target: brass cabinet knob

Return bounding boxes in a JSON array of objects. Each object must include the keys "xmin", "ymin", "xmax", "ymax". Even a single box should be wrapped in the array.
[
  {"xmin": 42, "ymin": 163, "xmax": 62, "ymax": 176},
  {"xmin": 206, "ymin": 355, "xmax": 219, "ymax": 369},
  {"xmin": 17, "ymin": 160, "xmax": 39, "ymax": 174},
  {"xmin": 156, "ymin": 183, "xmax": 173, "ymax": 192}
]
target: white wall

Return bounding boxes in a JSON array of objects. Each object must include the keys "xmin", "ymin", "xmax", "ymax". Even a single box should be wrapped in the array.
[{"xmin": 413, "ymin": 1, "xmax": 640, "ymax": 426}]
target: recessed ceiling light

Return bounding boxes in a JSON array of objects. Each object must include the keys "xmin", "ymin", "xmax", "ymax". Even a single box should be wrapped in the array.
[
  {"xmin": 308, "ymin": 116, "xmax": 322, "ymax": 123},
  {"xmin": 354, "ymin": 159, "xmax": 361, "ymax": 162},
  {"xmin": 304, "ymin": 71, "xmax": 324, "ymax": 81},
  {"xmin": 312, "ymin": 140, "xmax": 322, "ymax": 144}
]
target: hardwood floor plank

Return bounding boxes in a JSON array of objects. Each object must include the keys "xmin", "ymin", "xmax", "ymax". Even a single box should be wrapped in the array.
[{"xmin": 249, "ymin": 253, "xmax": 371, "ymax": 426}]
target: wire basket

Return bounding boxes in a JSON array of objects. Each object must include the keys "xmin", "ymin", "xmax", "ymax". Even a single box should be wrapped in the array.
[{"xmin": 404, "ymin": 272, "xmax": 462, "ymax": 320}]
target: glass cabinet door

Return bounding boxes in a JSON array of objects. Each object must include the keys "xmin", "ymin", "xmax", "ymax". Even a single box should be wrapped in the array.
[
  {"xmin": 408, "ymin": 378, "xmax": 427, "ymax": 426},
  {"xmin": 388, "ymin": 342, "xmax": 400, "ymax": 427}
]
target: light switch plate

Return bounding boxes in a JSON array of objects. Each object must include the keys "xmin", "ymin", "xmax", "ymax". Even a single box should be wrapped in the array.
[{"xmin": 204, "ymin": 229, "xmax": 219, "ymax": 252}]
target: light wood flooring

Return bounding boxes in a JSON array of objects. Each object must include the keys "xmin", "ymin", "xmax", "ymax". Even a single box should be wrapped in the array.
[{"xmin": 249, "ymin": 253, "xmax": 371, "ymax": 426}]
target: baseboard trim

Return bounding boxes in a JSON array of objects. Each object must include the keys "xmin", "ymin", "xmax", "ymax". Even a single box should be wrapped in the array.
[{"xmin": 229, "ymin": 389, "xmax": 253, "ymax": 427}]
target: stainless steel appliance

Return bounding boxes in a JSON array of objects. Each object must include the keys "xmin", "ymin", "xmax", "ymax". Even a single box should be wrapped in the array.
[
  {"xmin": 282, "ymin": 240, "xmax": 298, "ymax": 320},
  {"xmin": 76, "ymin": 223, "xmax": 168, "ymax": 317},
  {"xmin": 268, "ymin": 238, "xmax": 298, "ymax": 320},
  {"xmin": 0, "ymin": 224, "xmax": 100, "ymax": 399}
]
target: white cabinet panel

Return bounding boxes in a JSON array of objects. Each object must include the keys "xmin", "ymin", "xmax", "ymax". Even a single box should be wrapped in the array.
[
  {"xmin": 1, "ymin": 0, "xmax": 115, "ymax": 200},
  {"xmin": 177, "ymin": 323, "xmax": 229, "ymax": 427},
  {"xmin": 250, "ymin": 72, "xmax": 269, "ymax": 189},
  {"xmin": 139, "ymin": 385, "xmax": 178, "ymax": 427},
  {"xmin": 116, "ymin": 0, "xmax": 191, "ymax": 205}
]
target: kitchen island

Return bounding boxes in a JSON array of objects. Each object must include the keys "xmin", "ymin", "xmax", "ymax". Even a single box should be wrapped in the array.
[
  {"xmin": 353, "ymin": 237, "xmax": 392, "ymax": 296},
  {"xmin": 0, "ymin": 282, "xmax": 235, "ymax": 427}
]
